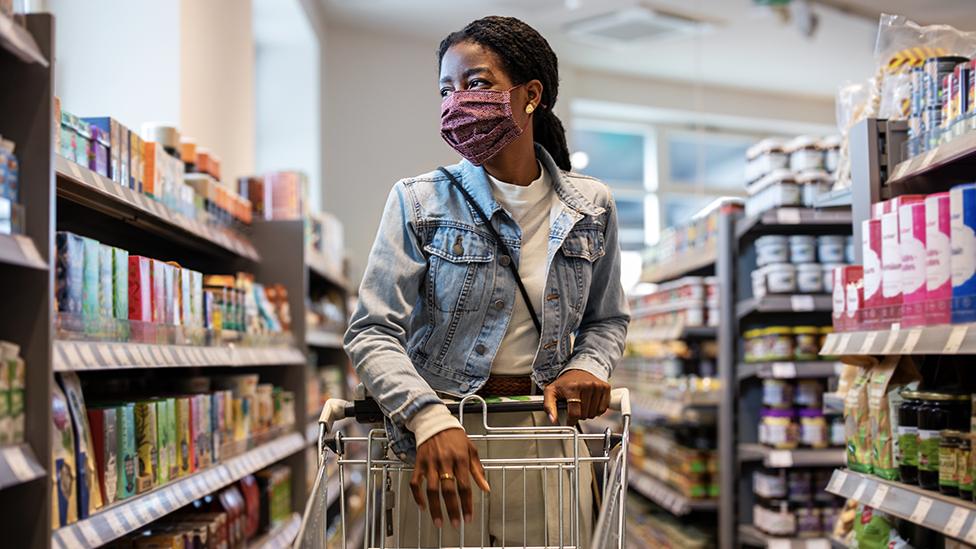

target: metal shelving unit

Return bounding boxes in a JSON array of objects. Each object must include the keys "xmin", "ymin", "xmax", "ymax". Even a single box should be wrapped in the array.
[
  {"xmin": 738, "ymin": 444, "xmax": 845, "ymax": 469},
  {"xmin": 739, "ymin": 524, "xmax": 833, "ymax": 549},
  {"xmin": 629, "ymin": 466, "xmax": 718, "ymax": 516},
  {"xmin": 736, "ymin": 208, "xmax": 853, "ymax": 240},
  {"xmin": 52, "ymin": 340, "xmax": 305, "ymax": 371},
  {"xmin": 248, "ymin": 512, "xmax": 302, "ymax": 549},
  {"xmin": 737, "ymin": 361, "xmax": 842, "ymax": 381},
  {"xmin": 822, "ymin": 323, "xmax": 976, "ymax": 356},
  {"xmin": 640, "ymin": 241, "xmax": 716, "ymax": 284},
  {"xmin": 736, "ymin": 294, "xmax": 833, "ymax": 319},
  {"xmin": 306, "ymin": 329, "xmax": 343, "ymax": 350}
]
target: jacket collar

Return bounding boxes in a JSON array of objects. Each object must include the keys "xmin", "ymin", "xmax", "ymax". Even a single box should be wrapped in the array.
[{"xmin": 452, "ymin": 144, "xmax": 604, "ymax": 225}]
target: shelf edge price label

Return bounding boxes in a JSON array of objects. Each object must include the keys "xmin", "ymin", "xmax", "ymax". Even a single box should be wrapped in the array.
[
  {"xmin": 910, "ymin": 496, "xmax": 934, "ymax": 524},
  {"xmin": 837, "ymin": 333, "xmax": 853, "ymax": 353},
  {"xmin": 860, "ymin": 331, "xmax": 879, "ymax": 354},
  {"xmin": 104, "ymin": 512, "xmax": 126, "ymax": 536},
  {"xmin": 768, "ymin": 540, "xmax": 790, "ymax": 549},
  {"xmin": 945, "ymin": 507, "xmax": 970, "ymax": 537},
  {"xmin": 821, "ymin": 333, "xmax": 838, "ymax": 355},
  {"xmin": 965, "ymin": 521, "xmax": 976, "ymax": 544},
  {"xmin": 777, "ymin": 208, "xmax": 802, "ymax": 224},
  {"xmin": 868, "ymin": 484, "xmax": 889, "ymax": 508},
  {"xmin": 771, "ymin": 362, "xmax": 796, "ymax": 378},
  {"xmin": 827, "ymin": 470, "xmax": 848, "ymax": 494},
  {"xmin": 881, "ymin": 330, "xmax": 900, "ymax": 355},
  {"xmin": 768, "ymin": 450, "xmax": 794, "ymax": 467},
  {"xmin": 851, "ymin": 480, "xmax": 868, "ymax": 502},
  {"xmin": 791, "ymin": 295, "xmax": 815, "ymax": 311},
  {"xmin": 944, "ymin": 325, "xmax": 968, "ymax": 353},
  {"xmin": 901, "ymin": 329, "xmax": 923, "ymax": 354}
]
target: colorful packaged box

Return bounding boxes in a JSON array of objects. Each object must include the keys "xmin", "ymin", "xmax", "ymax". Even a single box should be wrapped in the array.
[
  {"xmin": 134, "ymin": 400, "xmax": 158, "ymax": 493},
  {"xmin": 832, "ymin": 267, "xmax": 846, "ymax": 331},
  {"xmin": 151, "ymin": 259, "xmax": 166, "ymax": 325},
  {"xmin": 88, "ymin": 125, "xmax": 110, "ymax": 178},
  {"xmin": 98, "ymin": 244, "xmax": 113, "ymax": 320},
  {"xmin": 880, "ymin": 211, "xmax": 903, "ymax": 325},
  {"xmin": 72, "ymin": 118, "xmax": 91, "ymax": 167},
  {"xmin": 130, "ymin": 130, "xmax": 142, "ymax": 192},
  {"xmin": 5, "ymin": 343, "xmax": 24, "ymax": 444},
  {"xmin": 83, "ymin": 117, "xmax": 125, "ymax": 185},
  {"xmin": 112, "ymin": 247, "xmax": 129, "ymax": 320},
  {"xmin": 900, "ymin": 203, "xmax": 928, "ymax": 325},
  {"xmin": 256, "ymin": 383, "xmax": 273, "ymax": 435},
  {"xmin": 844, "ymin": 266, "xmax": 865, "ymax": 331},
  {"xmin": 119, "ymin": 125, "xmax": 131, "ymax": 189},
  {"xmin": 175, "ymin": 396, "xmax": 193, "ymax": 476},
  {"xmin": 87, "ymin": 406, "xmax": 118, "ymax": 506},
  {"xmin": 0, "ymin": 343, "xmax": 11, "ymax": 443},
  {"xmin": 81, "ymin": 236, "xmax": 100, "ymax": 325},
  {"xmin": 951, "ymin": 182, "xmax": 976, "ymax": 323},
  {"xmin": 191, "ymin": 271, "xmax": 203, "ymax": 329},
  {"xmin": 59, "ymin": 112, "xmax": 77, "ymax": 162},
  {"xmin": 926, "ymin": 192, "xmax": 952, "ymax": 324},
  {"xmin": 861, "ymin": 218, "xmax": 882, "ymax": 328},
  {"xmin": 55, "ymin": 231, "xmax": 84, "ymax": 315},
  {"xmin": 128, "ymin": 255, "xmax": 152, "ymax": 322},
  {"xmin": 256, "ymin": 465, "xmax": 292, "ymax": 529},
  {"xmin": 165, "ymin": 262, "xmax": 183, "ymax": 326},
  {"xmin": 144, "ymin": 142, "xmax": 165, "ymax": 199},
  {"xmin": 192, "ymin": 394, "xmax": 213, "ymax": 469},
  {"xmin": 59, "ymin": 372, "xmax": 104, "ymax": 517},
  {"xmin": 211, "ymin": 391, "xmax": 225, "ymax": 462},
  {"xmin": 155, "ymin": 398, "xmax": 175, "ymax": 485},
  {"xmin": 163, "ymin": 398, "xmax": 178, "ymax": 481},
  {"xmin": 117, "ymin": 403, "xmax": 137, "ymax": 500},
  {"xmin": 180, "ymin": 268, "xmax": 192, "ymax": 328},
  {"xmin": 51, "ymin": 384, "xmax": 77, "ymax": 528}
]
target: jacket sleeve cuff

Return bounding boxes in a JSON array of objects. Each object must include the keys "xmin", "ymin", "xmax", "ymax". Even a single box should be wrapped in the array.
[
  {"xmin": 406, "ymin": 403, "xmax": 463, "ymax": 447},
  {"xmin": 563, "ymin": 354, "xmax": 611, "ymax": 382}
]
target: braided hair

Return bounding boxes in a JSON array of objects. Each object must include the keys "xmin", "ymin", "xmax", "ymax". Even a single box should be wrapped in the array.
[{"xmin": 438, "ymin": 16, "xmax": 572, "ymax": 171}]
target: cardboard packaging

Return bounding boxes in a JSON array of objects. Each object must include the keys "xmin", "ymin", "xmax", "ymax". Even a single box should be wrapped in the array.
[
  {"xmin": 861, "ymin": 218, "xmax": 882, "ymax": 328},
  {"xmin": 899, "ymin": 203, "xmax": 928, "ymax": 325},
  {"xmin": 55, "ymin": 231, "xmax": 84, "ymax": 315},
  {"xmin": 128, "ymin": 255, "xmax": 152, "ymax": 322},
  {"xmin": 925, "ymin": 192, "xmax": 952, "ymax": 324},
  {"xmin": 951, "ymin": 183, "xmax": 976, "ymax": 323},
  {"xmin": 117, "ymin": 403, "xmax": 137, "ymax": 500},
  {"xmin": 87, "ymin": 406, "xmax": 118, "ymax": 506}
]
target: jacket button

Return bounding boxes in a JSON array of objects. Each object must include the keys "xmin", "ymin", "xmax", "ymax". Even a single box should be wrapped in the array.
[
  {"xmin": 499, "ymin": 255, "xmax": 511, "ymax": 266},
  {"xmin": 475, "ymin": 344, "xmax": 487, "ymax": 355},
  {"xmin": 493, "ymin": 299, "xmax": 504, "ymax": 310},
  {"xmin": 399, "ymin": 453, "xmax": 408, "ymax": 460},
  {"xmin": 460, "ymin": 381, "xmax": 471, "ymax": 392}
]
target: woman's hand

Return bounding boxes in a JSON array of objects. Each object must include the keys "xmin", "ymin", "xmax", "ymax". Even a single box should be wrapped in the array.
[
  {"xmin": 410, "ymin": 428, "xmax": 490, "ymax": 529},
  {"xmin": 543, "ymin": 370, "xmax": 611, "ymax": 425}
]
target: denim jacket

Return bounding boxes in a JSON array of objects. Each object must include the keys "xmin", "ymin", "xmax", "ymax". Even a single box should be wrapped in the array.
[{"xmin": 344, "ymin": 144, "xmax": 630, "ymax": 460}]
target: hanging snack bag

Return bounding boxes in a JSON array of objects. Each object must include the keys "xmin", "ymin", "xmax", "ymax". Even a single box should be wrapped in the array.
[
  {"xmin": 846, "ymin": 365, "xmax": 875, "ymax": 473},
  {"xmin": 869, "ymin": 356, "xmax": 923, "ymax": 480}
]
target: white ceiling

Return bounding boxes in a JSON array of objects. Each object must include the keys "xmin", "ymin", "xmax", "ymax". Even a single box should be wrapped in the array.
[{"xmin": 319, "ymin": 0, "xmax": 973, "ymax": 98}]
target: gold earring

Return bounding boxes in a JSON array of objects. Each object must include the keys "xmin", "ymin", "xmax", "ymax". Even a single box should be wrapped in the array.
[{"xmin": 525, "ymin": 103, "xmax": 535, "ymax": 114}]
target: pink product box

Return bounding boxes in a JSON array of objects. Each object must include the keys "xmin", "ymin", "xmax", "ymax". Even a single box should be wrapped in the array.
[
  {"xmin": 899, "ymin": 203, "xmax": 928, "ymax": 326},
  {"xmin": 871, "ymin": 195, "xmax": 926, "ymax": 219},
  {"xmin": 832, "ymin": 266, "xmax": 846, "ymax": 331},
  {"xmin": 861, "ymin": 218, "xmax": 883, "ymax": 329},
  {"xmin": 925, "ymin": 192, "xmax": 952, "ymax": 325},
  {"xmin": 880, "ymin": 212, "xmax": 903, "ymax": 326},
  {"xmin": 844, "ymin": 266, "xmax": 865, "ymax": 332}
]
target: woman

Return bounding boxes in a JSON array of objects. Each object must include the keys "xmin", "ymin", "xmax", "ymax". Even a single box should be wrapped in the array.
[{"xmin": 344, "ymin": 15, "xmax": 629, "ymax": 547}]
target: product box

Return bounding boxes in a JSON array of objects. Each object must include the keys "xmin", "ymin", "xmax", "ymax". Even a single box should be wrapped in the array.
[
  {"xmin": 130, "ymin": 131, "xmax": 141, "ymax": 192},
  {"xmin": 160, "ymin": 262, "xmax": 176, "ymax": 326},
  {"xmin": 55, "ymin": 231, "xmax": 84, "ymax": 315},
  {"xmin": 128, "ymin": 255, "xmax": 152, "ymax": 322},
  {"xmin": 59, "ymin": 372, "xmax": 104, "ymax": 517},
  {"xmin": 178, "ymin": 513, "xmax": 228, "ymax": 549},
  {"xmin": 951, "ymin": 183, "xmax": 976, "ymax": 323},
  {"xmin": 180, "ymin": 268, "xmax": 192, "ymax": 328},
  {"xmin": 1, "ymin": 342, "xmax": 24, "ymax": 443},
  {"xmin": 83, "ymin": 117, "xmax": 125, "ymax": 185},
  {"xmin": 165, "ymin": 262, "xmax": 182, "ymax": 326},
  {"xmin": 0, "ymin": 344, "xmax": 12, "ymax": 443},
  {"xmin": 256, "ymin": 383, "xmax": 273, "ymax": 435},
  {"xmin": 112, "ymin": 247, "xmax": 129, "ymax": 320},
  {"xmin": 98, "ymin": 244, "xmax": 114, "ymax": 320},
  {"xmin": 872, "ymin": 195, "xmax": 926, "ymax": 219},
  {"xmin": 81, "ymin": 236, "xmax": 100, "ymax": 328},
  {"xmin": 192, "ymin": 394, "xmax": 213, "ymax": 469},
  {"xmin": 191, "ymin": 271, "xmax": 203, "ymax": 329},
  {"xmin": 256, "ymin": 466, "xmax": 292, "ymax": 530},
  {"xmin": 134, "ymin": 400, "xmax": 158, "ymax": 493},
  {"xmin": 51, "ymin": 384, "xmax": 77, "ymax": 528},
  {"xmin": 151, "ymin": 259, "xmax": 166, "ymax": 325},
  {"xmin": 119, "ymin": 125, "xmax": 131, "ymax": 189},
  {"xmin": 88, "ymin": 126, "xmax": 110, "ymax": 178},
  {"xmin": 844, "ymin": 266, "xmax": 865, "ymax": 331},
  {"xmin": 87, "ymin": 406, "xmax": 118, "ymax": 506},
  {"xmin": 155, "ymin": 398, "xmax": 175, "ymax": 485},
  {"xmin": 175, "ymin": 396, "xmax": 193, "ymax": 476},
  {"xmin": 880, "ymin": 212, "xmax": 903, "ymax": 325},
  {"xmin": 116, "ymin": 403, "xmax": 137, "ymax": 500},
  {"xmin": 899, "ymin": 203, "xmax": 928, "ymax": 325},
  {"xmin": 861, "ymin": 218, "xmax": 882, "ymax": 328},
  {"xmin": 211, "ymin": 391, "xmax": 227, "ymax": 462},
  {"xmin": 925, "ymin": 192, "xmax": 952, "ymax": 324},
  {"xmin": 832, "ymin": 267, "xmax": 846, "ymax": 331}
]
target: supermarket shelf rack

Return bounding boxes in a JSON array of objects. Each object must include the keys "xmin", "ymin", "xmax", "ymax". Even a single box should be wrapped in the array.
[
  {"xmin": 736, "ymin": 294, "xmax": 833, "ymax": 319},
  {"xmin": 739, "ymin": 524, "xmax": 833, "ymax": 549},
  {"xmin": 738, "ymin": 443, "xmax": 845, "ymax": 469},
  {"xmin": 51, "ymin": 431, "xmax": 306, "ymax": 548},
  {"xmin": 629, "ymin": 465, "xmax": 719, "ymax": 516},
  {"xmin": 640, "ymin": 241, "xmax": 716, "ymax": 284},
  {"xmin": 248, "ymin": 512, "xmax": 301, "ymax": 549},
  {"xmin": 822, "ymin": 323, "xmax": 976, "ymax": 356},
  {"xmin": 735, "ymin": 208, "xmax": 853, "ymax": 240},
  {"xmin": 52, "ymin": 340, "xmax": 306, "ymax": 371},
  {"xmin": 305, "ymin": 329, "xmax": 343, "ymax": 350},
  {"xmin": 0, "ymin": 443, "xmax": 45, "ymax": 490},
  {"xmin": 737, "ymin": 361, "xmax": 842, "ymax": 381},
  {"xmin": 0, "ymin": 11, "xmax": 46, "ymax": 65},
  {"xmin": 0, "ymin": 233, "xmax": 47, "ymax": 270}
]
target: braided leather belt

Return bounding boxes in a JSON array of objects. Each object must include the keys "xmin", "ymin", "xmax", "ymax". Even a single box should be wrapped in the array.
[{"xmin": 476, "ymin": 374, "xmax": 535, "ymax": 397}]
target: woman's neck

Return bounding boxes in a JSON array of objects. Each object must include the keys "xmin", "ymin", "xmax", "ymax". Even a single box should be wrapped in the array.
[{"xmin": 483, "ymin": 134, "xmax": 539, "ymax": 186}]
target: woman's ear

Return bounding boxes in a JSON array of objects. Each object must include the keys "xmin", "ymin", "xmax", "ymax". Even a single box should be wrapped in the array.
[{"xmin": 524, "ymin": 79, "xmax": 544, "ymax": 112}]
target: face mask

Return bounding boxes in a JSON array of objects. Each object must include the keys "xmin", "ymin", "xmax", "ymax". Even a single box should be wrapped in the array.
[{"xmin": 439, "ymin": 86, "xmax": 529, "ymax": 165}]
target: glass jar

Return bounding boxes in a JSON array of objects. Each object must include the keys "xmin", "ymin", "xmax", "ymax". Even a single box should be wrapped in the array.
[
  {"xmin": 795, "ymin": 506, "xmax": 822, "ymax": 537},
  {"xmin": 763, "ymin": 379, "xmax": 794, "ymax": 408},
  {"xmin": 793, "ymin": 326, "xmax": 820, "ymax": 360},
  {"xmin": 897, "ymin": 391, "xmax": 921, "ymax": 484},
  {"xmin": 753, "ymin": 469, "xmax": 787, "ymax": 498},
  {"xmin": 765, "ymin": 326, "xmax": 795, "ymax": 361},
  {"xmin": 829, "ymin": 415, "xmax": 845, "ymax": 446},
  {"xmin": 788, "ymin": 470, "xmax": 813, "ymax": 503},
  {"xmin": 761, "ymin": 408, "xmax": 799, "ymax": 449},
  {"xmin": 795, "ymin": 380, "xmax": 823, "ymax": 409},
  {"xmin": 799, "ymin": 409, "xmax": 828, "ymax": 448},
  {"xmin": 960, "ymin": 434, "xmax": 973, "ymax": 500},
  {"xmin": 744, "ymin": 328, "xmax": 765, "ymax": 363},
  {"xmin": 940, "ymin": 430, "xmax": 962, "ymax": 496},
  {"xmin": 917, "ymin": 392, "xmax": 955, "ymax": 490}
]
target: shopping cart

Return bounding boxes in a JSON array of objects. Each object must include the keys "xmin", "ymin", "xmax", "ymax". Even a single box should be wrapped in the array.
[{"xmin": 295, "ymin": 388, "xmax": 631, "ymax": 549}]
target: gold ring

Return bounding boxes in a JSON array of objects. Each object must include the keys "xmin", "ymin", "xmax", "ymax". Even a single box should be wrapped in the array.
[
  {"xmin": 565, "ymin": 398, "xmax": 583, "ymax": 404},
  {"xmin": 440, "ymin": 472, "xmax": 455, "ymax": 481}
]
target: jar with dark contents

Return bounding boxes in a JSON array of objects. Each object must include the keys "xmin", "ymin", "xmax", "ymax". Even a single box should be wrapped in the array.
[
  {"xmin": 787, "ymin": 470, "xmax": 813, "ymax": 503},
  {"xmin": 960, "ymin": 434, "xmax": 973, "ymax": 500},
  {"xmin": 939, "ymin": 430, "xmax": 962, "ymax": 496},
  {"xmin": 897, "ymin": 391, "xmax": 921, "ymax": 484},
  {"xmin": 917, "ymin": 392, "xmax": 953, "ymax": 490}
]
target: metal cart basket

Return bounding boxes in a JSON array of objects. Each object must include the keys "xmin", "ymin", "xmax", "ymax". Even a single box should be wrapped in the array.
[{"xmin": 295, "ymin": 388, "xmax": 631, "ymax": 549}]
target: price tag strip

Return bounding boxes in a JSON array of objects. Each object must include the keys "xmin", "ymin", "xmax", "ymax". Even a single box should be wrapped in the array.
[
  {"xmin": 901, "ymin": 329, "xmax": 923, "ymax": 354},
  {"xmin": 851, "ymin": 480, "xmax": 868, "ymax": 502},
  {"xmin": 767, "ymin": 450, "xmax": 794, "ymax": 467},
  {"xmin": 881, "ymin": 330, "xmax": 900, "ymax": 355},
  {"xmin": 791, "ymin": 295, "xmax": 815, "ymax": 311},
  {"xmin": 837, "ymin": 333, "xmax": 853, "ymax": 354},
  {"xmin": 945, "ymin": 507, "xmax": 970, "ymax": 538},
  {"xmin": 771, "ymin": 362, "xmax": 797, "ymax": 378},
  {"xmin": 944, "ymin": 325, "xmax": 969, "ymax": 354},
  {"xmin": 868, "ymin": 484, "xmax": 889, "ymax": 508},
  {"xmin": 827, "ymin": 470, "xmax": 848, "ymax": 494},
  {"xmin": 910, "ymin": 496, "xmax": 934, "ymax": 524},
  {"xmin": 860, "ymin": 331, "xmax": 879, "ymax": 354}
]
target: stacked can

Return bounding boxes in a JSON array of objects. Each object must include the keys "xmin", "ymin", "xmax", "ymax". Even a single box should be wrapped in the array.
[{"xmin": 926, "ymin": 57, "xmax": 969, "ymax": 151}]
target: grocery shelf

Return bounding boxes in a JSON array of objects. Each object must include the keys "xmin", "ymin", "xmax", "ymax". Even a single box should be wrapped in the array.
[
  {"xmin": 0, "ymin": 444, "xmax": 45, "ymax": 490},
  {"xmin": 737, "ymin": 361, "xmax": 842, "ymax": 381},
  {"xmin": 735, "ymin": 208, "xmax": 853, "ymax": 240},
  {"xmin": 821, "ymin": 323, "xmax": 976, "ymax": 356},
  {"xmin": 628, "ymin": 324, "xmax": 716, "ymax": 343},
  {"xmin": 738, "ymin": 444, "xmax": 845, "ymax": 468},
  {"xmin": 739, "ymin": 524, "xmax": 832, "ymax": 548},
  {"xmin": 812, "ymin": 187, "xmax": 853, "ymax": 209},
  {"xmin": 737, "ymin": 295, "xmax": 833, "ymax": 319},
  {"xmin": 51, "ymin": 431, "xmax": 306, "ymax": 549},
  {"xmin": 826, "ymin": 469, "xmax": 976, "ymax": 544},
  {"xmin": 307, "ymin": 249, "xmax": 350, "ymax": 292},
  {"xmin": 249, "ymin": 512, "xmax": 301, "ymax": 549},
  {"xmin": 640, "ymin": 242, "xmax": 716, "ymax": 284},
  {"xmin": 628, "ymin": 466, "xmax": 717, "ymax": 516},
  {"xmin": 306, "ymin": 329, "xmax": 343, "ymax": 350},
  {"xmin": 888, "ymin": 131, "xmax": 976, "ymax": 192},
  {"xmin": 0, "ymin": 233, "xmax": 47, "ymax": 270},
  {"xmin": 632, "ymin": 393, "xmax": 719, "ymax": 425},
  {"xmin": 0, "ymin": 11, "xmax": 47, "ymax": 65},
  {"xmin": 55, "ymin": 156, "xmax": 260, "ymax": 262},
  {"xmin": 53, "ymin": 340, "xmax": 305, "ymax": 371}
]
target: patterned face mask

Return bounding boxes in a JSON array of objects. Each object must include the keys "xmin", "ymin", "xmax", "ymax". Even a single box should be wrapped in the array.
[{"xmin": 439, "ymin": 86, "xmax": 530, "ymax": 165}]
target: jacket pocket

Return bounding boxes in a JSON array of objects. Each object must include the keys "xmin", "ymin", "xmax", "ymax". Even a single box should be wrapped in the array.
[
  {"xmin": 556, "ymin": 227, "xmax": 606, "ymax": 313},
  {"xmin": 424, "ymin": 226, "xmax": 494, "ymax": 312},
  {"xmin": 561, "ymin": 227, "xmax": 606, "ymax": 262}
]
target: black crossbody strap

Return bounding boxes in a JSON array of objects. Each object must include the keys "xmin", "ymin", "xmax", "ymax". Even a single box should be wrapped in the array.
[{"xmin": 437, "ymin": 167, "xmax": 542, "ymax": 335}]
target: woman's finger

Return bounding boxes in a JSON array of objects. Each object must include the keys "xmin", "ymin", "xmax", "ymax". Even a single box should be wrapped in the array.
[
  {"xmin": 469, "ymin": 445, "xmax": 491, "ymax": 492},
  {"xmin": 440, "ymin": 455, "xmax": 463, "ymax": 529},
  {"xmin": 455, "ymin": 452, "xmax": 473, "ymax": 523},
  {"xmin": 410, "ymin": 461, "xmax": 427, "ymax": 510},
  {"xmin": 426, "ymin": 465, "xmax": 444, "ymax": 528},
  {"xmin": 543, "ymin": 383, "xmax": 559, "ymax": 424}
]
